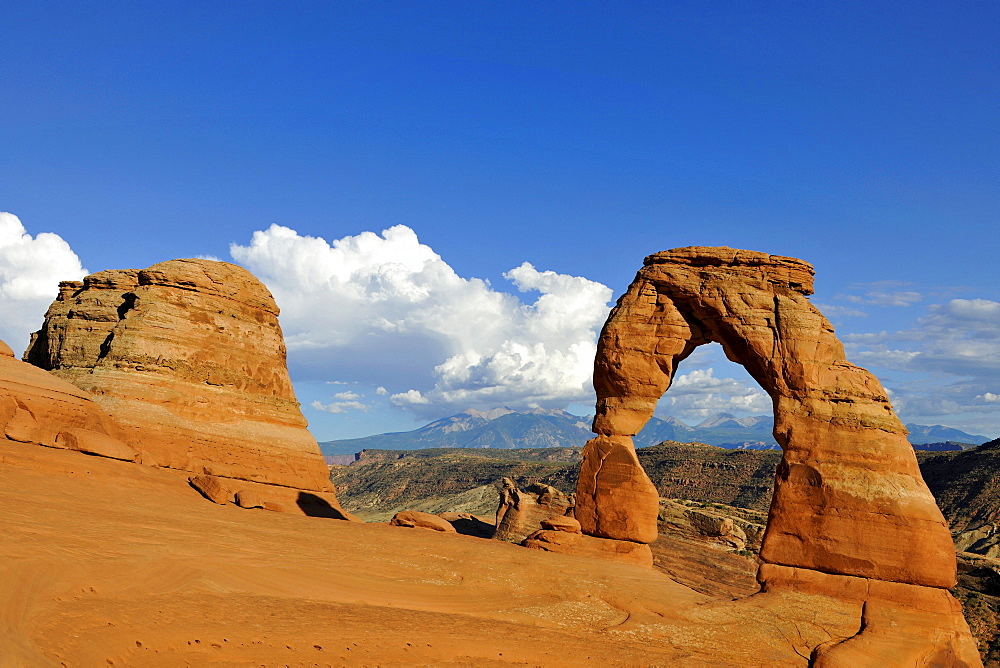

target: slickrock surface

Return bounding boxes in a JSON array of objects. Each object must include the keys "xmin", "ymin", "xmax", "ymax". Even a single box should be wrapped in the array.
[
  {"xmin": 2, "ymin": 439, "xmax": 886, "ymax": 667},
  {"xmin": 0, "ymin": 340, "xmax": 135, "ymax": 460},
  {"xmin": 24, "ymin": 259, "xmax": 335, "ymax": 496},
  {"xmin": 579, "ymin": 246, "xmax": 978, "ymax": 664},
  {"xmin": 1, "ymin": 435, "xmax": 986, "ymax": 664}
]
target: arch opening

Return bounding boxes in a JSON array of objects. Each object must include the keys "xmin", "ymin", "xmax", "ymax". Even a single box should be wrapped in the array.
[{"xmin": 650, "ymin": 342, "xmax": 773, "ymax": 441}]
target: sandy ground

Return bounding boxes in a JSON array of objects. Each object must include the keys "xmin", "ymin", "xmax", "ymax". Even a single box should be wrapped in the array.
[{"xmin": 0, "ymin": 441, "xmax": 857, "ymax": 667}]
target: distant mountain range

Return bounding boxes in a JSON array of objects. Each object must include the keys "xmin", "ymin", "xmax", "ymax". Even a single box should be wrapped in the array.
[
  {"xmin": 904, "ymin": 423, "xmax": 991, "ymax": 445},
  {"xmin": 320, "ymin": 408, "xmax": 592, "ymax": 455},
  {"xmin": 318, "ymin": 408, "xmax": 993, "ymax": 455}
]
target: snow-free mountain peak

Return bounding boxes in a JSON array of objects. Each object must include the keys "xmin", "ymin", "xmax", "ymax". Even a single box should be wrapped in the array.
[{"xmin": 318, "ymin": 409, "xmax": 992, "ymax": 456}]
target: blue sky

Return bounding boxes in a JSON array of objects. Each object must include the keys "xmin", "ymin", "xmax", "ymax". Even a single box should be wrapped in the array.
[{"xmin": 2, "ymin": 2, "xmax": 998, "ymax": 440}]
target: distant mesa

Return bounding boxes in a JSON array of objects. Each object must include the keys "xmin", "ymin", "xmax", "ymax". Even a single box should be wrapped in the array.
[
  {"xmin": 921, "ymin": 438, "xmax": 1000, "ymax": 561},
  {"xmin": 20, "ymin": 258, "xmax": 351, "ymax": 517}
]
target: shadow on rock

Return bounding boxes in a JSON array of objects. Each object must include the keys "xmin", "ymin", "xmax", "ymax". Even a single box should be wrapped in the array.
[
  {"xmin": 296, "ymin": 492, "xmax": 352, "ymax": 520},
  {"xmin": 439, "ymin": 512, "xmax": 496, "ymax": 538}
]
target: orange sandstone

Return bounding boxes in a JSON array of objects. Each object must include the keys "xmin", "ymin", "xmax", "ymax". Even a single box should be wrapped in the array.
[
  {"xmin": 576, "ymin": 246, "xmax": 980, "ymax": 664},
  {"xmin": 0, "ymin": 342, "xmax": 135, "ymax": 461},
  {"xmin": 582, "ymin": 246, "xmax": 955, "ymax": 587},
  {"xmin": 24, "ymin": 259, "xmax": 339, "ymax": 499}
]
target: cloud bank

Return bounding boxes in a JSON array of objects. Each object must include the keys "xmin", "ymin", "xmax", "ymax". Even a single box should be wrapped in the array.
[
  {"xmin": 0, "ymin": 213, "xmax": 87, "ymax": 353},
  {"xmin": 846, "ymin": 298, "xmax": 1000, "ymax": 434},
  {"xmin": 659, "ymin": 367, "xmax": 772, "ymax": 420},
  {"xmin": 231, "ymin": 224, "xmax": 613, "ymax": 416}
]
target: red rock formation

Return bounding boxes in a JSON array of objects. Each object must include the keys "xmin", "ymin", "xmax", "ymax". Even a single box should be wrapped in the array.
[
  {"xmin": 1, "ymin": 341, "xmax": 135, "ymax": 460},
  {"xmin": 24, "ymin": 259, "xmax": 338, "ymax": 498},
  {"xmin": 539, "ymin": 515, "xmax": 581, "ymax": 533},
  {"xmin": 390, "ymin": 510, "xmax": 458, "ymax": 533},
  {"xmin": 494, "ymin": 477, "xmax": 573, "ymax": 543},
  {"xmin": 523, "ymin": 530, "xmax": 654, "ymax": 567},
  {"xmin": 583, "ymin": 246, "xmax": 955, "ymax": 586},
  {"xmin": 759, "ymin": 564, "xmax": 980, "ymax": 664},
  {"xmin": 189, "ymin": 474, "xmax": 233, "ymax": 504},
  {"xmin": 580, "ymin": 246, "xmax": 980, "ymax": 663}
]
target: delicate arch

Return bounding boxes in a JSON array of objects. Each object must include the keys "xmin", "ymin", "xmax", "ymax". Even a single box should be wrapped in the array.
[{"xmin": 577, "ymin": 247, "xmax": 955, "ymax": 588}]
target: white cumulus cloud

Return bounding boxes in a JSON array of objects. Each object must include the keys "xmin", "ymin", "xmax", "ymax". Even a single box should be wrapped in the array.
[
  {"xmin": 391, "ymin": 389, "xmax": 430, "ymax": 406},
  {"xmin": 657, "ymin": 367, "xmax": 772, "ymax": 421},
  {"xmin": 837, "ymin": 280, "xmax": 922, "ymax": 307},
  {"xmin": 0, "ymin": 213, "xmax": 87, "ymax": 353},
  {"xmin": 310, "ymin": 399, "xmax": 369, "ymax": 414},
  {"xmin": 333, "ymin": 391, "xmax": 361, "ymax": 401},
  {"xmin": 845, "ymin": 298, "xmax": 1000, "ymax": 436},
  {"xmin": 231, "ymin": 224, "xmax": 613, "ymax": 416}
]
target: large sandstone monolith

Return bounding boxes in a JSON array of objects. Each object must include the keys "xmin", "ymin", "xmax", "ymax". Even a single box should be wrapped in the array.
[
  {"xmin": 24, "ymin": 259, "xmax": 338, "ymax": 499},
  {"xmin": 580, "ymin": 247, "xmax": 980, "ymax": 663}
]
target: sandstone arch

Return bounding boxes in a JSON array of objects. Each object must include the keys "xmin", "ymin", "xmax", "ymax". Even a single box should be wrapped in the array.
[{"xmin": 576, "ymin": 246, "xmax": 956, "ymax": 589}]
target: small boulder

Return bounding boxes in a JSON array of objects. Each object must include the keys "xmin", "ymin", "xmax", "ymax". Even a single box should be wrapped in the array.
[
  {"xmin": 189, "ymin": 474, "xmax": 233, "ymax": 504},
  {"xmin": 684, "ymin": 507, "xmax": 748, "ymax": 550},
  {"xmin": 234, "ymin": 489, "xmax": 266, "ymax": 509},
  {"xmin": 494, "ymin": 478, "xmax": 573, "ymax": 543},
  {"xmin": 540, "ymin": 515, "xmax": 582, "ymax": 534},
  {"xmin": 685, "ymin": 509, "xmax": 733, "ymax": 536},
  {"xmin": 524, "ymin": 530, "xmax": 654, "ymax": 568},
  {"xmin": 390, "ymin": 510, "xmax": 457, "ymax": 533},
  {"xmin": 2, "ymin": 396, "xmax": 39, "ymax": 443}
]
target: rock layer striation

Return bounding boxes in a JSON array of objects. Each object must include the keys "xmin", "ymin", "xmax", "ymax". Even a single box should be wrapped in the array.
[{"xmin": 24, "ymin": 259, "xmax": 335, "ymax": 496}]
